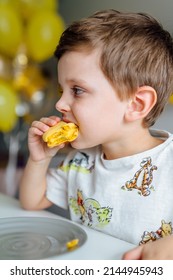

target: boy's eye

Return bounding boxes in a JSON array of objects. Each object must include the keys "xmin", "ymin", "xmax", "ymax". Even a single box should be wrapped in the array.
[{"xmin": 72, "ymin": 87, "xmax": 84, "ymax": 96}]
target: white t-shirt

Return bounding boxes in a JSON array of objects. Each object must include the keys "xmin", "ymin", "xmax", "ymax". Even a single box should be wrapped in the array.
[{"xmin": 46, "ymin": 129, "xmax": 173, "ymax": 245}]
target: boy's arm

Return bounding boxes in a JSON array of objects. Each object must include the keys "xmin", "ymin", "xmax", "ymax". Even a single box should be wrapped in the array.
[
  {"xmin": 19, "ymin": 116, "xmax": 64, "ymax": 210},
  {"xmin": 19, "ymin": 156, "xmax": 53, "ymax": 210},
  {"xmin": 122, "ymin": 235, "xmax": 173, "ymax": 259}
]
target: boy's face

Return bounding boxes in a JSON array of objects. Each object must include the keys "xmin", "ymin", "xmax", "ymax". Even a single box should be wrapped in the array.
[{"xmin": 56, "ymin": 49, "xmax": 129, "ymax": 150}]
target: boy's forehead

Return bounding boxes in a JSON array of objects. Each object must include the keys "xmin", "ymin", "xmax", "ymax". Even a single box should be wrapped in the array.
[
  {"xmin": 58, "ymin": 48, "xmax": 101, "ymax": 68},
  {"xmin": 57, "ymin": 49, "xmax": 108, "ymax": 88}
]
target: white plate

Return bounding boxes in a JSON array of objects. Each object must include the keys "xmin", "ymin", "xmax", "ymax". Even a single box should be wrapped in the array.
[{"xmin": 0, "ymin": 217, "xmax": 87, "ymax": 260}]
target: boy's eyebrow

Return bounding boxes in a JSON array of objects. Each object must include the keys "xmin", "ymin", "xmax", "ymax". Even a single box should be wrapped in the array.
[{"xmin": 59, "ymin": 78, "xmax": 88, "ymax": 86}]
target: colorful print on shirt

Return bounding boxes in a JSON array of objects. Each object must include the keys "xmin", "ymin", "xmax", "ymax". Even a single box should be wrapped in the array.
[
  {"xmin": 139, "ymin": 220, "xmax": 173, "ymax": 245},
  {"xmin": 69, "ymin": 189, "xmax": 113, "ymax": 229},
  {"xmin": 121, "ymin": 157, "xmax": 157, "ymax": 196},
  {"xmin": 59, "ymin": 152, "xmax": 95, "ymax": 174}
]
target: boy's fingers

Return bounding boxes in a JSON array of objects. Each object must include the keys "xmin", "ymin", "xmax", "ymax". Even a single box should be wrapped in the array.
[
  {"xmin": 31, "ymin": 121, "xmax": 49, "ymax": 132},
  {"xmin": 122, "ymin": 245, "xmax": 143, "ymax": 260},
  {"xmin": 49, "ymin": 116, "xmax": 61, "ymax": 121},
  {"xmin": 40, "ymin": 116, "xmax": 61, "ymax": 126}
]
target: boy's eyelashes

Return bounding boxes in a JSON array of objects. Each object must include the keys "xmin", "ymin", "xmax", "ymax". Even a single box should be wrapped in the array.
[
  {"xmin": 57, "ymin": 86, "xmax": 84, "ymax": 96},
  {"xmin": 71, "ymin": 86, "xmax": 84, "ymax": 96},
  {"xmin": 58, "ymin": 89, "xmax": 63, "ymax": 95}
]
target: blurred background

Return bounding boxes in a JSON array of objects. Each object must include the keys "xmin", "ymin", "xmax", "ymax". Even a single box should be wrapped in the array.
[{"xmin": 1, "ymin": 0, "xmax": 173, "ymax": 198}]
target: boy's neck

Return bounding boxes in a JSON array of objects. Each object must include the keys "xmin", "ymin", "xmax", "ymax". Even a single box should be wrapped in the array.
[{"xmin": 102, "ymin": 128, "xmax": 164, "ymax": 160}]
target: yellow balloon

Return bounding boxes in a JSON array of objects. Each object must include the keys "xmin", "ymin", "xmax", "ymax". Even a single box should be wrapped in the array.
[
  {"xmin": 0, "ymin": 55, "xmax": 13, "ymax": 80},
  {"xmin": 17, "ymin": 0, "xmax": 57, "ymax": 20},
  {"xmin": 0, "ymin": 6, "xmax": 23, "ymax": 57},
  {"xmin": 0, "ymin": 0, "xmax": 14, "ymax": 6},
  {"xmin": 0, "ymin": 1, "xmax": 22, "ymax": 25},
  {"xmin": 0, "ymin": 80, "xmax": 19, "ymax": 132},
  {"xmin": 26, "ymin": 11, "xmax": 65, "ymax": 62}
]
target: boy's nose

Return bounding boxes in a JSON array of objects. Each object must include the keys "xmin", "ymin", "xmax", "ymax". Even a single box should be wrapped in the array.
[{"xmin": 55, "ymin": 96, "xmax": 71, "ymax": 113}]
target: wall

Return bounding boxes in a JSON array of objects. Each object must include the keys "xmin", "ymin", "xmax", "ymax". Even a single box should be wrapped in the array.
[
  {"xmin": 59, "ymin": 0, "xmax": 173, "ymax": 33},
  {"xmin": 59, "ymin": 0, "xmax": 173, "ymax": 133}
]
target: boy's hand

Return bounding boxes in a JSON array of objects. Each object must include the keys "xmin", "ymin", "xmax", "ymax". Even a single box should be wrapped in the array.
[
  {"xmin": 122, "ymin": 235, "xmax": 173, "ymax": 260},
  {"xmin": 28, "ymin": 116, "xmax": 65, "ymax": 162}
]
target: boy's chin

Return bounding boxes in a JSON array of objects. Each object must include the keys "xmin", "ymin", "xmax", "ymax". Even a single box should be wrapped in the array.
[
  {"xmin": 70, "ymin": 140, "xmax": 96, "ymax": 150},
  {"xmin": 70, "ymin": 141, "xmax": 83, "ymax": 149}
]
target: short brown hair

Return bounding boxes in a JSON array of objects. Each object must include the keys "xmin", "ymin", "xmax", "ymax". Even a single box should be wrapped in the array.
[{"xmin": 54, "ymin": 9, "xmax": 173, "ymax": 126}]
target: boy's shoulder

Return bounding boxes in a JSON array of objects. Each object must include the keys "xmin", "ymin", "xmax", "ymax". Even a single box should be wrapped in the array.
[{"xmin": 150, "ymin": 128, "xmax": 173, "ymax": 156}]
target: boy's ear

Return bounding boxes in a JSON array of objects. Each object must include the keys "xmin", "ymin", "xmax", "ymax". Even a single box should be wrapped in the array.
[{"xmin": 125, "ymin": 86, "xmax": 157, "ymax": 122}]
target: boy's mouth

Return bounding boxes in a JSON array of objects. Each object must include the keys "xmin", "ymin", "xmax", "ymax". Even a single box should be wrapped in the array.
[{"xmin": 62, "ymin": 117, "xmax": 78, "ymax": 127}]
